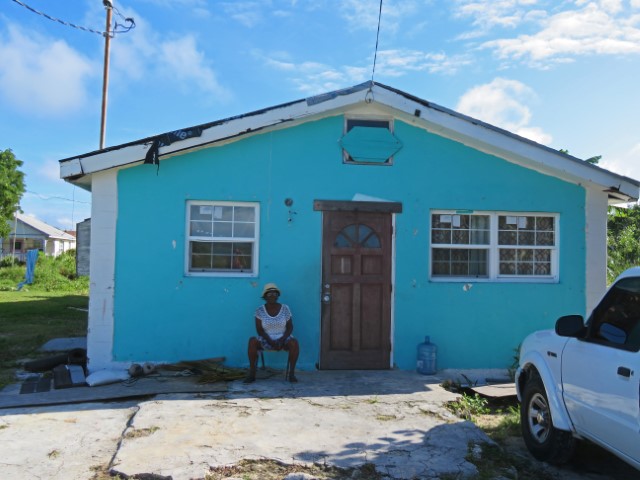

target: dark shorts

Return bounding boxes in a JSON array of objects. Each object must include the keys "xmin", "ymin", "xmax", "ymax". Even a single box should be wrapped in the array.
[{"xmin": 257, "ymin": 335, "xmax": 295, "ymax": 351}]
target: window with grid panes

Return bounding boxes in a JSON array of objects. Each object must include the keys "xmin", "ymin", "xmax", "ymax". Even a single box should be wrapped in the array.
[
  {"xmin": 498, "ymin": 215, "xmax": 555, "ymax": 276},
  {"xmin": 431, "ymin": 211, "xmax": 558, "ymax": 281},
  {"xmin": 186, "ymin": 201, "xmax": 259, "ymax": 276}
]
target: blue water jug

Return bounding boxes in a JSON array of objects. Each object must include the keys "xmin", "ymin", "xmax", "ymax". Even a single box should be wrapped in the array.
[{"xmin": 417, "ymin": 336, "xmax": 437, "ymax": 375}]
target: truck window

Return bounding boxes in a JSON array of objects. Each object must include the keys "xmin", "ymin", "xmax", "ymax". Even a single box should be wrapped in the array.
[{"xmin": 587, "ymin": 277, "xmax": 640, "ymax": 351}]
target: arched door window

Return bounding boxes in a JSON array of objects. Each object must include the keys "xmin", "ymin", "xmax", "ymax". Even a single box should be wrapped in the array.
[{"xmin": 334, "ymin": 224, "xmax": 381, "ymax": 248}]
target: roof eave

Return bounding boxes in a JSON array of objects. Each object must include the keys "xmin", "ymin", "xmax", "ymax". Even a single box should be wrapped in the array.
[{"xmin": 59, "ymin": 81, "xmax": 640, "ymax": 202}]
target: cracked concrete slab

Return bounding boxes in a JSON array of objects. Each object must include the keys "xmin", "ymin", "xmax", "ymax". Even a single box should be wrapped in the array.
[{"xmin": 0, "ymin": 370, "xmax": 491, "ymax": 480}]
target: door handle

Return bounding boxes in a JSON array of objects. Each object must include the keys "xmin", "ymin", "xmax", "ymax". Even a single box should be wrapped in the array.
[
  {"xmin": 617, "ymin": 366, "xmax": 632, "ymax": 378},
  {"xmin": 322, "ymin": 294, "xmax": 331, "ymax": 303}
]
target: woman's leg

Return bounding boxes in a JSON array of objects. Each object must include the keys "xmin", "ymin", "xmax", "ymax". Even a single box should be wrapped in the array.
[
  {"xmin": 245, "ymin": 337, "xmax": 259, "ymax": 382},
  {"xmin": 287, "ymin": 338, "xmax": 299, "ymax": 382}
]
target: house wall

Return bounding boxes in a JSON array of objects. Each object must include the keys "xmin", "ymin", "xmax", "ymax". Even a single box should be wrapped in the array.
[{"xmin": 109, "ymin": 114, "xmax": 587, "ymax": 371}]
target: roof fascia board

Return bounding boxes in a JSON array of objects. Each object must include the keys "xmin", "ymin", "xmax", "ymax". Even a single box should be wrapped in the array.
[
  {"xmin": 372, "ymin": 85, "xmax": 639, "ymax": 200},
  {"xmin": 60, "ymin": 86, "xmax": 371, "ymax": 180}
]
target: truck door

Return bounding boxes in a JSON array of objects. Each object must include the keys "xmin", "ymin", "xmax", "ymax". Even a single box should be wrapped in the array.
[{"xmin": 561, "ymin": 277, "xmax": 640, "ymax": 463}]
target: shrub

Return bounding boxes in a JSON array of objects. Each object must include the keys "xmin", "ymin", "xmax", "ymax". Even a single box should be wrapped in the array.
[{"xmin": 0, "ymin": 252, "xmax": 87, "ymax": 294}]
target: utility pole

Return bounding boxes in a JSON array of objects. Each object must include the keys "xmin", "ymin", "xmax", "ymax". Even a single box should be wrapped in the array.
[{"xmin": 99, "ymin": 0, "xmax": 113, "ymax": 149}]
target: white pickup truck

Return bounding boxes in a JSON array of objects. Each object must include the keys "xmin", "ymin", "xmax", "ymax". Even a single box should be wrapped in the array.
[{"xmin": 516, "ymin": 267, "xmax": 640, "ymax": 470}]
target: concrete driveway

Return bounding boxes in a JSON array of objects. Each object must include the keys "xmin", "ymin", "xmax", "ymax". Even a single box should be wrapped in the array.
[{"xmin": 0, "ymin": 369, "xmax": 491, "ymax": 480}]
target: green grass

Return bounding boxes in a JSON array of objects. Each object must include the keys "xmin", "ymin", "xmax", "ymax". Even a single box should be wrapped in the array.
[
  {"xmin": 0, "ymin": 253, "xmax": 89, "ymax": 389},
  {"xmin": 0, "ymin": 290, "xmax": 88, "ymax": 388}
]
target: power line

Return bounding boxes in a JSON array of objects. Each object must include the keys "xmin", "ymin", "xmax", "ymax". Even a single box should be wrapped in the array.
[
  {"xmin": 366, "ymin": 0, "xmax": 383, "ymax": 103},
  {"xmin": 10, "ymin": 0, "xmax": 135, "ymax": 37},
  {"xmin": 370, "ymin": 0, "xmax": 384, "ymax": 84},
  {"xmin": 26, "ymin": 190, "xmax": 91, "ymax": 205}
]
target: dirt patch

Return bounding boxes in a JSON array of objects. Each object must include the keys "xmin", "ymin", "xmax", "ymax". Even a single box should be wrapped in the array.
[{"xmin": 205, "ymin": 459, "xmax": 384, "ymax": 480}]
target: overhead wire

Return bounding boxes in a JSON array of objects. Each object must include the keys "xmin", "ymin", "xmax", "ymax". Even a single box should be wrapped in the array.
[
  {"xmin": 26, "ymin": 190, "xmax": 91, "ymax": 204},
  {"xmin": 366, "ymin": 0, "xmax": 384, "ymax": 103},
  {"xmin": 10, "ymin": 0, "xmax": 135, "ymax": 37}
]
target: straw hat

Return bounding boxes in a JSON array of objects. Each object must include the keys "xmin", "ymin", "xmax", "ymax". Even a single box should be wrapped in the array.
[{"xmin": 262, "ymin": 283, "xmax": 281, "ymax": 297}]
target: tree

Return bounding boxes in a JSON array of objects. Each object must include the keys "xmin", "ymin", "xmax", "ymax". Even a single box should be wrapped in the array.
[
  {"xmin": 558, "ymin": 148, "xmax": 601, "ymax": 165},
  {"xmin": 607, "ymin": 205, "xmax": 640, "ymax": 284},
  {"xmin": 0, "ymin": 149, "xmax": 26, "ymax": 239}
]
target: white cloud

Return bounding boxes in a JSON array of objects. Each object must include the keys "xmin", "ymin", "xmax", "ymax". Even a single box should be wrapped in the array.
[
  {"xmin": 600, "ymin": 142, "xmax": 640, "ymax": 180},
  {"xmin": 110, "ymin": 9, "xmax": 230, "ymax": 100},
  {"xmin": 160, "ymin": 36, "xmax": 230, "ymax": 99},
  {"xmin": 39, "ymin": 160, "xmax": 63, "ymax": 182},
  {"xmin": 474, "ymin": 2, "xmax": 640, "ymax": 65},
  {"xmin": 260, "ymin": 48, "xmax": 471, "ymax": 93},
  {"xmin": 339, "ymin": 0, "xmax": 421, "ymax": 33},
  {"xmin": 454, "ymin": 0, "xmax": 545, "ymax": 36},
  {"xmin": 0, "ymin": 24, "xmax": 96, "ymax": 117},
  {"xmin": 456, "ymin": 78, "xmax": 553, "ymax": 144},
  {"xmin": 220, "ymin": 2, "xmax": 265, "ymax": 27},
  {"xmin": 376, "ymin": 49, "xmax": 473, "ymax": 76}
]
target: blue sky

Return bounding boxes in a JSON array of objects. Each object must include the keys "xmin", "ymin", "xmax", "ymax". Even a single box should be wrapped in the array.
[{"xmin": 2, "ymin": 0, "xmax": 640, "ymax": 230}]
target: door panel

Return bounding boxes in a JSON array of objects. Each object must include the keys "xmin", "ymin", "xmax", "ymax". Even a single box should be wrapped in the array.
[{"xmin": 320, "ymin": 210, "xmax": 392, "ymax": 369}]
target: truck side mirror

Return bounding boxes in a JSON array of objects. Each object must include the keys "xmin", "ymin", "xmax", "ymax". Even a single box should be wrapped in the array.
[{"xmin": 555, "ymin": 315, "xmax": 586, "ymax": 338}]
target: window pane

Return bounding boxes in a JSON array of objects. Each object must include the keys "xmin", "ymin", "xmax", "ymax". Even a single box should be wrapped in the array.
[
  {"xmin": 535, "ymin": 249, "xmax": 551, "ymax": 262},
  {"xmin": 191, "ymin": 241, "xmax": 213, "ymax": 254},
  {"xmin": 191, "ymin": 205, "xmax": 213, "ymax": 221},
  {"xmin": 212, "ymin": 242, "xmax": 232, "ymax": 254},
  {"xmin": 452, "ymin": 230, "xmax": 470, "ymax": 244},
  {"xmin": 498, "ymin": 231, "xmax": 517, "ymax": 245},
  {"xmin": 234, "ymin": 206, "xmax": 255, "ymax": 222},
  {"xmin": 535, "ymin": 263, "xmax": 551, "ymax": 275},
  {"xmin": 517, "ymin": 263, "xmax": 533, "ymax": 275},
  {"xmin": 214, "ymin": 206, "xmax": 233, "ymax": 221},
  {"xmin": 470, "ymin": 229, "xmax": 489, "ymax": 244},
  {"xmin": 536, "ymin": 217, "xmax": 554, "ymax": 231},
  {"xmin": 518, "ymin": 232, "xmax": 535, "ymax": 245},
  {"xmin": 191, "ymin": 255, "xmax": 213, "ymax": 269},
  {"xmin": 536, "ymin": 231, "xmax": 554, "ymax": 245},
  {"xmin": 433, "ymin": 249, "xmax": 450, "ymax": 261},
  {"xmin": 334, "ymin": 233, "xmax": 352, "ymax": 248},
  {"xmin": 361, "ymin": 227, "xmax": 381, "ymax": 248},
  {"xmin": 234, "ymin": 223, "xmax": 255, "ymax": 238},
  {"xmin": 518, "ymin": 249, "xmax": 533, "ymax": 262},
  {"xmin": 432, "ymin": 229, "xmax": 451, "ymax": 244},
  {"xmin": 213, "ymin": 222, "xmax": 233, "ymax": 237},
  {"xmin": 212, "ymin": 255, "xmax": 232, "ymax": 269},
  {"xmin": 500, "ymin": 262, "xmax": 516, "ymax": 275},
  {"xmin": 190, "ymin": 221, "xmax": 212, "ymax": 237}
]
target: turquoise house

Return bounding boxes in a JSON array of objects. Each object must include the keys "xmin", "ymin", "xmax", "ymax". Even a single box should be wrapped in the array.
[{"xmin": 59, "ymin": 82, "xmax": 639, "ymax": 374}]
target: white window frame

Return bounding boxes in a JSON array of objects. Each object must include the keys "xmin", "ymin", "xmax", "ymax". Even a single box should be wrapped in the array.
[
  {"xmin": 185, "ymin": 200, "xmax": 260, "ymax": 277},
  {"xmin": 343, "ymin": 115, "xmax": 395, "ymax": 165},
  {"xmin": 430, "ymin": 210, "xmax": 559, "ymax": 283}
]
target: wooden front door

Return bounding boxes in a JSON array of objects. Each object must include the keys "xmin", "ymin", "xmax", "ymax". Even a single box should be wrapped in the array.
[{"xmin": 319, "ymin": 207, "xmax": 394, "ymax": 369}]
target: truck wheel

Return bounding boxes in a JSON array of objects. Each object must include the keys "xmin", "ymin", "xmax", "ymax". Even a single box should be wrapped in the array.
[{"xmin": 521, "ymin": 373, "xmax": 575, "ymax": 464}]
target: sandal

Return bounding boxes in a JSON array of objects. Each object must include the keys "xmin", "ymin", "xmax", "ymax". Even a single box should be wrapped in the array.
[
  {"xmin": 288, "ymin": 374, "xmax": 298, "ymax": 383},
  {"xmin": 243, "ymin": 375, "xmax": 256, "ymax": 384}
]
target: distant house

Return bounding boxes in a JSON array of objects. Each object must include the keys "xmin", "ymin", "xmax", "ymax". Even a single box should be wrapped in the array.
[
  {"xmin": 1, "ymin": 213, "xmax": 76, "ymax": 262},
  {"xmin": 59, "ymin": 81, "xmax": 639, "ymax": 374}
]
